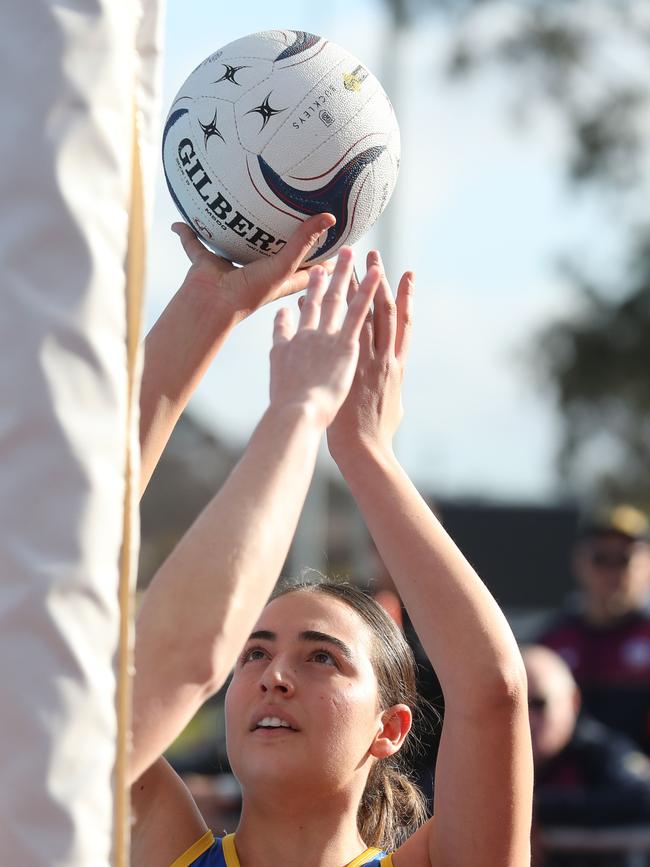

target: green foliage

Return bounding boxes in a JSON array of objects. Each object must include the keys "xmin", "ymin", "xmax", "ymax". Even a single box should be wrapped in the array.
[
  {"xmin": 384, "ymin": 0, "xmax": 650, "ymax": 500},
  {"xmin": 535, "ymin": 233, "xmax": 650, "ymax": 503}
]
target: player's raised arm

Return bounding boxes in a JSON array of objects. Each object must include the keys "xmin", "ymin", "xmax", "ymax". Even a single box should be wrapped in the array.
[
  {"xmin": 327, "ymin": 255, "xmax": 533, "ymax": 867},
  {"xmin": 139, "ymin": 212, "xmax": 335, "ymax": 494},
  {"xmin": 131, "ymin": 248, "xmax": 379, "ymax": 785}
]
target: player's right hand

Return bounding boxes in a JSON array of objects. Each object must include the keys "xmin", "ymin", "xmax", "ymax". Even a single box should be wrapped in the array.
[{"xmin": 172, "ymin": 212, "xmax": 336, "ymax": 324}]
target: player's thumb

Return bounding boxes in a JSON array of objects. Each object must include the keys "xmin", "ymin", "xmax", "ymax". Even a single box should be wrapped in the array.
[{"xmin": 272, "ymin": 213, "xmax": 336, "ymax": 280}]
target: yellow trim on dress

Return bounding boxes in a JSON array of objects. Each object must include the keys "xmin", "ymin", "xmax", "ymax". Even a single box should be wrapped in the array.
[
  {"xmin": 222, "ymin": 833, "xmax": 241, "ymax": 866},
  {"xmin": 173, "ymin": 832, "xmax": 390, "ymax": 867},
  {"xmin": 347, "ymin": 846, "xmax": 384, "ymax": 866},
  {"xmin": 170, "ymin": 829, "xmax": 215, "ymax": 867}
]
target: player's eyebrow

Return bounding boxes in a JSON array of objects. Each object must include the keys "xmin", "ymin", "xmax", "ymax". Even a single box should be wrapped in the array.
[
  {"xmin": 247, "ymin": 629, "xmax": 354, "ymax": 661},
  {"xmin": 299, "ymin": 630, "xmax": 354, "ymax": 661},
  {"xmin": 248, "ymin": 630, "xmax": 276, "ymax": 642}
]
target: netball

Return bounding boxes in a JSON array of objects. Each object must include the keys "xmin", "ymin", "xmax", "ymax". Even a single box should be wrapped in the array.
[{"xmin": 162, "ymin": 29, "xmax": 400, "ymax": 264}]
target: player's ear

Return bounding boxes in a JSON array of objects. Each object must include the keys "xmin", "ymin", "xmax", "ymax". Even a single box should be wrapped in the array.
[{"xmin": 369, "ymin": 704, "xmax": 411, "ymax": 759}]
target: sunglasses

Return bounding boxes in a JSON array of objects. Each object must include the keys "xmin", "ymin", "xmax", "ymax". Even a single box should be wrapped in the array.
[
  {"xmin": 589, "ymin": 551, "xmax": 631, "ymax": 568},
  {"xmin": 528, "ymin": 696, "xmax": 548, "ymax": 713}
]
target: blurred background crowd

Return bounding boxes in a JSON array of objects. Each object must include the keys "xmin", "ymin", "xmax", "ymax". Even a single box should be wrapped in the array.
[{"xmin": 141, "ymin": 1, "xmax": 650, "ymax": 865}]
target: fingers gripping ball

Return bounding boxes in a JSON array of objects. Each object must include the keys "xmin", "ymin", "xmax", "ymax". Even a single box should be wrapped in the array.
[{"xmin": 162, "ymin": 29, "xmax": 400, "ymax": 265}]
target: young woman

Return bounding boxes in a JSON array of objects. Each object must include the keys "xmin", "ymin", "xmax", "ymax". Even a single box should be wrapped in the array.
[{"xmin": 131, "ymin": 216, "xmax": 533, "ymax": 867}]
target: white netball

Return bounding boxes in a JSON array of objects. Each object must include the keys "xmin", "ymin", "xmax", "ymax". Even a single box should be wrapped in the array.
[{"xmin": 162, "ymin": 29, "xmax": 400, "ymax": 265}]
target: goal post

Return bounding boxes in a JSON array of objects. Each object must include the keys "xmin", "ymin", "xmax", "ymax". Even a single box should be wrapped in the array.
[{"xmin": 0, "ymin": 2, "xmax": 163, "ymax": 864}]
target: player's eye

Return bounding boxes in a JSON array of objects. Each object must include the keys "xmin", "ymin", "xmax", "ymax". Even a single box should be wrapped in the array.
[
  {"xmin": 241, "ymin": 646, "xmax": 267, "ymax": 664},
  {"xmin": 310, "ymin": 649, "xmax": 336, "ymax": 666}
]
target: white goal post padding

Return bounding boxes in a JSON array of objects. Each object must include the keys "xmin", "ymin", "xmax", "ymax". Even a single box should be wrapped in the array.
[{"xmin": 0, "ymin": 2, "xmax": 163, "ymax": 864}]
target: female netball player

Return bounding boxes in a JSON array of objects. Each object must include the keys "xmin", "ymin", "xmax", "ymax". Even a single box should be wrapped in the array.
[{"xmin": 131, "ymin": 216, "xmax": 533, "ymax": 867}]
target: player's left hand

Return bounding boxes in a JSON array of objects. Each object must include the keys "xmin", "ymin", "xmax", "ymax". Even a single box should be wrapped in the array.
[
  {"xmin": 172, "ymin": 212, "xmax": 336, "ymax": 323},
  {"xmin": 327, "ymin": 250, "xmax": 414, "ymax": 463},
  {"xmin": 270, "ymin": 247, "xmax": 381, "ymax": 430}
]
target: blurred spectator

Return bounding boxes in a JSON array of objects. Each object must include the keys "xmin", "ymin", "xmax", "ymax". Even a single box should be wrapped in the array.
[
  {"xmin": 524, "ymin": 644, "xmax": 650, "ymax": 867},
  {"xmin": 536, "ymin": 504, "xmax": 650, "ymax": 754}
]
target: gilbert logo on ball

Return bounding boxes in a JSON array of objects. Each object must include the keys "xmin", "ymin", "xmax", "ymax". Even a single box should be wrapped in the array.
[{"xmin": 162, "ymin": 29, "xmax": 400, "ymax": 265}]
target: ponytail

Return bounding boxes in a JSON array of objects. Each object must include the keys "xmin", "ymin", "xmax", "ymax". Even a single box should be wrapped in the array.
[{"xmin": 358, "ymin": 761, "xmax": 428, "ymax": 852}]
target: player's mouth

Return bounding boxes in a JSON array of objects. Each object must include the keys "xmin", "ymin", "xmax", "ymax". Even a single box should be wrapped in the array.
[{"xmin": 250, "ymin": 712, "xmax": 299, "ymax": 733}]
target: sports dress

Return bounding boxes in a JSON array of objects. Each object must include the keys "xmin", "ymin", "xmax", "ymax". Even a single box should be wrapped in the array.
[{"xmin": 170, "ymin": 831, "xmax": 394, "ymax": 866}]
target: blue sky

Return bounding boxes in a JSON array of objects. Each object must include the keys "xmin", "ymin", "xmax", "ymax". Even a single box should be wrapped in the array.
[{"xmin": 145, "ymin": 1, "xmax": 605, "ymax": 501}]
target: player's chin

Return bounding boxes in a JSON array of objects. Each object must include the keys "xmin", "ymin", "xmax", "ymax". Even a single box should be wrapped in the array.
[{"xmin": 236, "ymin": 747, "xmax": 305, "ymax": 783}]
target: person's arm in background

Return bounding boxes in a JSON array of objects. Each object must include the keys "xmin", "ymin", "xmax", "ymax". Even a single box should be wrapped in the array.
[
  {"xmin": 327, "ymin": 255, "xmax": 533, "ymax": 867},
  {"xmin": 139, "ymin": 213, "xmax": 335, "ymax": 494},
  {"xmin": 132, "ymin": 248, "xmax": 379, "ymax": 785}
]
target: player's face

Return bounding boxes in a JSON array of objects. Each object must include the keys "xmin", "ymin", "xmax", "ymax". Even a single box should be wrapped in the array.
[
  {"xmin": 225, "ymin": 592, "xmax": 384, "ymax": 800},
  {"xmin": 575, "ymin": 534, "xmax": 650, "ymax": 617}
]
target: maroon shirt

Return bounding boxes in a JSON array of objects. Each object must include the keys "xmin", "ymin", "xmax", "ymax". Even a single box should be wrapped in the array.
[{"xmin": 537, "ymin": 601, "xmax": 650, "ymax": 754}]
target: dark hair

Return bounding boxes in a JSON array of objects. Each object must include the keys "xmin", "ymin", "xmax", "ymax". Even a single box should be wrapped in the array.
[{"xmin": 271, "ymin": 579, "xmax": 428, "ymax": 851}]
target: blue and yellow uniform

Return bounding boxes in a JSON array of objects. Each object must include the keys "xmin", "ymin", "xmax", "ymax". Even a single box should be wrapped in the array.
[{"xmin": 171, "ymin": 831, "xmax": 394, "ymax": 866}]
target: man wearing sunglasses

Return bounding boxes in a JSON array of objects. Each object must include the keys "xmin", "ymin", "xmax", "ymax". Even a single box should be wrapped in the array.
[
  {"xmin": 536, "ymin": 505, "xmax": 650, "ymax": 756},
  {"xmin": 523, "ymin": 645, "xmax": 650, "ymax": 866}
]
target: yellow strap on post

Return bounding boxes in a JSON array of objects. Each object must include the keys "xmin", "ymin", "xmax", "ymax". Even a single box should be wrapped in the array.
[{"xmin": 114, "ymin": 95, "xmax": 146, "ymax": 866}]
